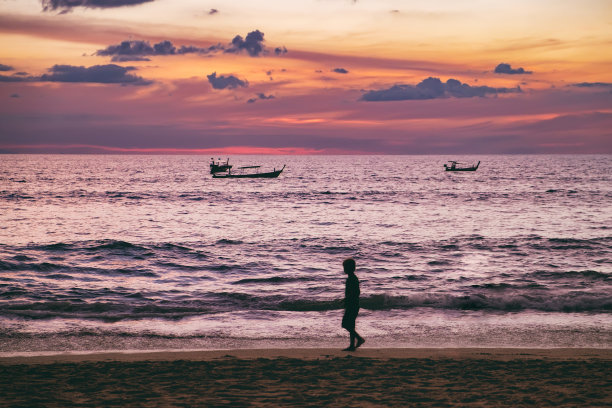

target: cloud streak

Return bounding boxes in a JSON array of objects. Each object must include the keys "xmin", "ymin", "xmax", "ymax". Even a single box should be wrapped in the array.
[
  {"xmin": 96, "ymin": 31, "xmax": 286, "ymax": 61},
  {"xmin": 0, "ymin": 69, "xmax": 36, "ymax": 82},
  {"xmin": 42, "ymin": 0, "xmax": 154, "ymax": 12},
  {"xmin": 361, "ymin": 77, "xmax": 520, "ymax": 101},
  {"xmin": 0, "ymin": 144, "xmax": 325, "ymax": 155},
  {"xmin": 247, "ymin": 93, "xmax": 275, "ymax": 103},
  {"xmin": 40, "ymin": 64, "xmax": 152, "ymax": 85},
  {"xmin": 573, "ymin": 82, "xmax": 612, "ymax": 88},
  {"xmin": 96, "ymin": 40, "xmax": 223, "ymax": 61},
  {"xmin": 494, "ymin": 63, "xmax": 532, "ymax": 75}
]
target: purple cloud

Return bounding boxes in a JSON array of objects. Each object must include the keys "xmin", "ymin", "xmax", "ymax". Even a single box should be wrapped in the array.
[
  {"xmin": 361, "ymin": 77, "xmax": 520, "ymax": 101},
  {"xmin": 573, "ymin": 82, "xmax": 612, "ymax": 88},
  {"xmin": 96, "ymin": 40, "xmax": 223, "ymax": 61},
  {"xmin": 247, "ymin": 93, "xmax": 275, "ymax": 103},
  {"xmin": 207, "ymin": 72, "xmax": 248, "ymax": 89},
  {"xmin": 40, "ymin": 64, "xmax": 152, "ymax": 85},
  {"xmin": 110, "ymin": 56, "xmax": 151, "ymax": 62},
  {"xmin": 0, "ymin": 73, "xmax": 36, "ymax": 82},
  {"xmin": 0, "ymin": 64, "xmax": 14, "ymax": 71},
  {"xmin": 42, "ymin": 0, "xmax": 154, "ymax": 12},
  {"xmin": 97, "ymin": 31, "xmax": 285, "ymax": 61},
  {"xmin": 333, "ymin": 68, "xmax": 349, "ymax": 74},
  {"xmin": 226, "ymin": 30, "xmax": 265, "ymax": 57},
  {"xmin": 494, "ymin": 63, "xmax": 532, "ymax": 75},
  {"xmin": 226, "ymin": 30, "xmax": 287, "ymax": 57}
]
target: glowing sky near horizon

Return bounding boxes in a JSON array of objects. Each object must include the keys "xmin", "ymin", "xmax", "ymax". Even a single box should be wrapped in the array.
[{"xmin": 0, "ymin": 0, "xmax": 611, "ymax": 154}]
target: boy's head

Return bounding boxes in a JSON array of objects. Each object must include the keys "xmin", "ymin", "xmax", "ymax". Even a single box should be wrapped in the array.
[{"xmin": 343, "ymin": 258, "xmax": 356, "ymax": 274}]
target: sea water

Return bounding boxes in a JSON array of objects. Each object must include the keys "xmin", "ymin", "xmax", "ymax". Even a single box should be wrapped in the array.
[{"xmin": 0, "ymin": 154, "xmax": 610, "ymax": 353}]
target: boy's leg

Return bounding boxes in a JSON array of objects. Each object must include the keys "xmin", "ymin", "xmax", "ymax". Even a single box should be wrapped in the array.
[
  {"xmin": 355, "ymin": 332, "xmax": 365, "ymax": 348},
  {"xmin": 342, "ymin": 329, "xmax": 356, "ymax": 351}
]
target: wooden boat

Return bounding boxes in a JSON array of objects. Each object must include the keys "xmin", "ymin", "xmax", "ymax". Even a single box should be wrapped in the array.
[
  {"xmin": 444, "ymin": 161, "xmax": 480, "ymax": 172},
  {"xmin": 210, "ymin": 158, "xmax": 232, "ymax": 174},
  {"xmin": 212, "ymin": 165, "xmax": 285, "ymax": 179}
]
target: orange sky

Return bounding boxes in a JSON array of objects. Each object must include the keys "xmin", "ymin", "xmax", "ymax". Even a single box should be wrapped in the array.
[{"xmin": 1, "ymin": 0, "xmax": 611, "ymax": 154}]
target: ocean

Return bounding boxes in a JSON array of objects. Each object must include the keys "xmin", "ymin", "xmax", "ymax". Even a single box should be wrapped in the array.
[{"xmin": 0, "ymin": 154, "xmax": 610, "ymax": 354}]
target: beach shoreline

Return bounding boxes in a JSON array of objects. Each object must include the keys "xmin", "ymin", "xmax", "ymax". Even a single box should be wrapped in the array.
[
  {"xmin": 2, "ymin": 348, "xmax": 610, "ymax": 406},
  {"xmin": 1, "ymin": 347, "xmax": 610, "ymax": 364}
]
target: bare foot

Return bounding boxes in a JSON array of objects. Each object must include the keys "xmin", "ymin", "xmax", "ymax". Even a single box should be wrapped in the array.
[
  {"xmin": 342, "ymin": 346, "xmax": 356, "ymax": 352},
  {"xmin": 356, "ymin": 338, "xmax": 365, "ymax": 349}
]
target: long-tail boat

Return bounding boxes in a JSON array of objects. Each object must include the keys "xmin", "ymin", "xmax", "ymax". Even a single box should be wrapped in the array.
[
  {"xmin": 444, "ymin": 161, "xmax": 480, "ymax": 172},
  {"xmin": 212, "ymin": 165, "xmax": 285, "ymax": 178}
]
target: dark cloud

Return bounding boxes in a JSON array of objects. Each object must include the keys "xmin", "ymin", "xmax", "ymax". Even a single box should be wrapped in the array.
[
  {"xmin": 0, "ymin": 73, "xmax": 35, "ymax": 82},
  {"xmin": 247, "ymin": 93, "xmax": 275, "ymax": 103},
  {"xmin": 226, "ymin": 30, "xmax": 265, "ymax": 57},
  {"xmin": 2, "ymin": 64, "xmax": 152, "ymax": 85},
  {"xmin": 207, "ymin": 72, "xmax": 248, "ymax": 90},
  {"xmin": 10, "ymin": 94, "xmax": 20, "ymax": 98},
  {"xmin": 40, "ymin": 64, "xmax": 152, "ymax": 85},
  {"xmin": 177, "ymin": 44, "xmax": 222, "ymax": 54},
  {"xmin": 226, "ymin": 30, "xmax": 287, "ymax": 57},
  {"xmin": 494, "ymin": 63, "xmax": 532, "ymax": 75},
  {"xmin": 153, "ymin": 40, "xmax": 176, "ymax": 55},
  {"xmin": 573, "ymin": 82, "xmax": 612, "ymax": 88},
  {"xmin": 97, "ymin": 31, "xmax": 285, "ymax": 61},
  {"xmin": 0, "ymin": 64, "xmax": 14, "ymax": 71},
  {"xmin": 257, "ymin": 93, "xmax": 274, "ymax": 100},
  {"xmin": 361, "ymin": 77, "xmax": 520, "ymax": 101},
  {"xmin": 96, "ymin": 40, "xmax": 223, "ymax": 61},
  {"xmin": 42, "ymin": 0, "xmax": 154, "ymax": 12},
  {"xmin": 444, "ymin": 78, "xmax": 518, "ymax": 97},
  {"xmin": 96, "ymin": 40, "xmax": 156, "ymax": 57},
  {"xmin": 208, "ymin": 8, "xmax": 218, "ymax": 15},
  {"xmin": 111, "ymin": 55, "xmax": 151, "ymax": 62},
  {"xmin": 333, "ymin": 68, "xmax": 349, "ymax": 74}
]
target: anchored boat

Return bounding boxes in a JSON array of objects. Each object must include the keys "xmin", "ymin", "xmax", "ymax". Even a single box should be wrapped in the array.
[
  {"xmin": 212, "ymin": 164, "xmax": 285, "ymax": 179},
  {"xmin": 210, "ymin": 158, "xmax": 232, "ymax": 174},
  {"xmin": 444, "ymin": 161, "xmax": 480, "ymax": 172}
]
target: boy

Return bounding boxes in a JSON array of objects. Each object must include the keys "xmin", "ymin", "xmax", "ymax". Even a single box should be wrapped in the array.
[{"xmin": 341, "ymin": 258, "xmax": 365, "ymax": 351}]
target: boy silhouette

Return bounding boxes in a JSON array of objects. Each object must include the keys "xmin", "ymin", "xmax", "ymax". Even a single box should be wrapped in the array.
[{"xmin": 341, "ymin": 258, "xmax": 365, "ymax": 351}]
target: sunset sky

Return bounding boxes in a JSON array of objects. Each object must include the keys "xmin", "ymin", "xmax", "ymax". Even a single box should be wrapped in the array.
[{"xmin": 1, "ymin": 0, "xmax": 611, "ymax": 154}]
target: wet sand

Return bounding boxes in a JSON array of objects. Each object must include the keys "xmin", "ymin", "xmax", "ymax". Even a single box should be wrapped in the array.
[{"xmin": 1, "ymin": 348, "xmax": 610, "ymax": 407}]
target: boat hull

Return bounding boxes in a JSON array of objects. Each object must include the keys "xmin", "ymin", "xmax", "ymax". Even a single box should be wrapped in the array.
[
  {"xmin": 212, "ymin": 166, "xmax": 285, "ymax": 179},
  {"xmin": 210, "ymin": 165, "xmax": 232, "ymax": 174},
  {"xmin": 444, "ymin": 167, "xmax": 478, "ymax": 172}
]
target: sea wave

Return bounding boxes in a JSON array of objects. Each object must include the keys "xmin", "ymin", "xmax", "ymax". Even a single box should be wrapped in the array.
[
  {"xmin": 4, "ymin": 235, "xmax": 609, "ymax": 258},
  {"xmin": 1, "ymin": 290, "xmax": 609, "ymax": 322}
]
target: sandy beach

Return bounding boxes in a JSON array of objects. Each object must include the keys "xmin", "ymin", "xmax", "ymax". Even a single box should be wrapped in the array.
[{"xmin": 1, "ymin": 348, "xmax": 610, "ymax": 407}]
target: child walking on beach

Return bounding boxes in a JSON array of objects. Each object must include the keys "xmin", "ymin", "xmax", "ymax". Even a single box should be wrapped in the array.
[{"xmin": 342, "ymin": 258, "xmax": 365, "ymax": 351}]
